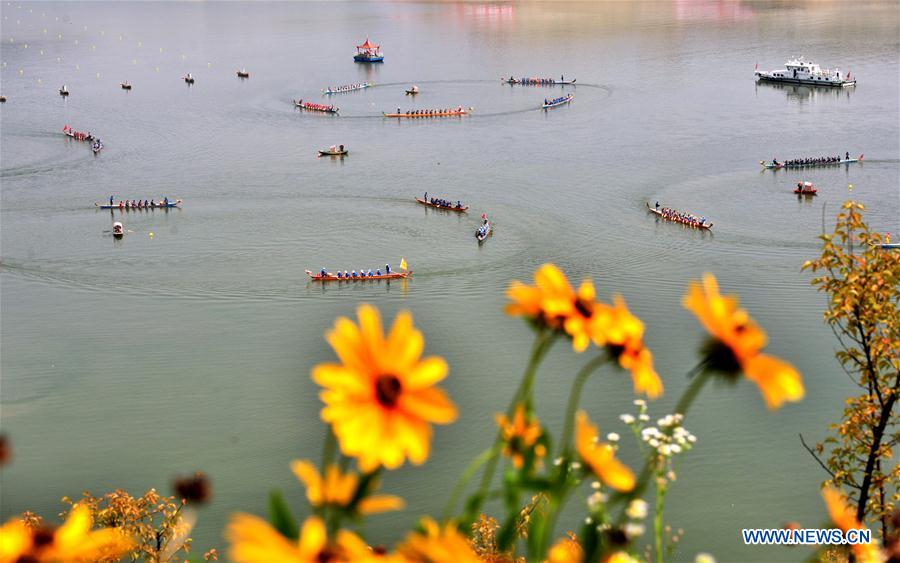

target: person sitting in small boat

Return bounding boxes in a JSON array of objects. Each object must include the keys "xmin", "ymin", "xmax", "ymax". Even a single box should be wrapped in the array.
[
  {"xmin": 339, "ymin": 145, "xmax": 344, "ymax": 152},
  {"xmin": 772, "ymin": 158, "xmax": 779, "ymax": 166},
  {"xmin": 456, "ymin": 201, "xmax": 462, "ymax": 208}
]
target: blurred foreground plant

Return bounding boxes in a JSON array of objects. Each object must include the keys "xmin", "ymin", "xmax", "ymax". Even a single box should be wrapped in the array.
[{"xmin": 800, "ymin": 200, "xmax": 899, "ymax": 539}]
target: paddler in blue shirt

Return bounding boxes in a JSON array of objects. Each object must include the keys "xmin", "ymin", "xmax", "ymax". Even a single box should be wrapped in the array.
[{"xmin": 385, "ymin": 264, "xmax": 391, "ymax": 274}]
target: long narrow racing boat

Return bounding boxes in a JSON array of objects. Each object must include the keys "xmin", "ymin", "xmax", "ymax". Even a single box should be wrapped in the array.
[
  {"xmin": 294, "ymin": 100, "xmax": 339, "ymax": 114},
  {"xmin": 96, "ymin": 199, "xmax": 182, "ymax": 209},
  {"xmin": 63, "ymin": 126, "xmax": 93, "ymax": 141},
  {"xmin": 306, "ymin": 269, "xmax": 411, "ymax": 281},
  {"xmin": 760, "ymin": 155, "xmax": 863, "ymax": 169},
  {"xmin": 383, "ymin": 109, "xmax": 469, "ymax": 118},
  {"xmin": 415, "ymin": 198, "xmax": 468, "ymax": 212},
  {"xmin": 323, "ymin": 82, "xmax": 371, "ymax": 95},
  {"xmin": 646, "ymin": 203, "xmax": 712, "ymax": 230},
  {"xmin": 542, "ymin": 94, "xmax": 573, "ymax": 109},
  {"xmin": 503, "ymin": 77, "xmax": 576, "ymax": 85}
]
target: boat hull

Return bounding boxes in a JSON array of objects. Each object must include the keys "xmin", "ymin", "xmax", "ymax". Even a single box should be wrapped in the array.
[
  {"xmin": 319, "ymin": 150, "xmax": 348, "ymax": 156},
  {"xmin": 755, "ymin": 73, "xmax": 855, "ymax": 87},
  {"xmin": 503, "ymin": 79, "xmax": 576, "ymax": 85},
  {"xmin": 97, "ymin": 200, "xmax": 181, "ymax": 210},
  {"xmin": 383, "ymin": 111, "xmax": 468, "ymax": 118},
  {"xmin": 646, "ymin": 203, "xmax": 712, "ymax": 230},
  {"xmin": 415, "ymin": 198, "xmax": 468, "ymax": 212},
  {"xmin": 542, "ymin": 95, "xmax": 574, "ymax": 109},
  {"xmin": 353, "ymin": 55, "xmax": 383, "ymax": 63},
  {"xmin": 761, "ymin": 156, "xmax": 862, "ymax": 169},
  {"xmin": 306, "ymin": 269, "xmax": 410, "ymax": 281},
  {"xmin": 476, "ymin": 223, "xmax": 492, "ymax": 242},
  {"xmin": 324, "ymin": 83, "xmax": 370, "ymax": 95}
]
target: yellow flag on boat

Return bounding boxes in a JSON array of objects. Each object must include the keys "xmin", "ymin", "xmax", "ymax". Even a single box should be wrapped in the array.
[{"xmin": 400, "ymin": 257, "xmax": 408, "ymax": 271}]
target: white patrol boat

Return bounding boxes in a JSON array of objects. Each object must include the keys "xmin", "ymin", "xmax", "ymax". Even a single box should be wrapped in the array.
[{"xmin": 755, "ymin": 58, "xmax": 855, "ymax": 87}]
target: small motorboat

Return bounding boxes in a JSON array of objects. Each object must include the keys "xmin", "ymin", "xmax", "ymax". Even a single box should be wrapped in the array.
[
  {"xmin": 318, "ymin": 145, "xmax": 348, "ymax": 157},
  {"xmin": 405, "ymin": 85, "xmax": 419, "ymax": 95},
  {"xmin": 112, "ymin": 222, "xmax": 124, "ymax": 237},
  {"xmin": 59, "ymin": 85, "xmax": 69, "ymax": 96},
  {"xmin": 476, "ymin": 214, "xmax": 492, "ymax": 242},
  {"xmin": 120, "ymin": 81, "xmax": 132, "ymax": 90},
  {"xmin": 92, "ymin": 139, "xmax": 103, "ymax": 154},
  {"xmin": 237, "ymin": 69, "xmax": 250, "ymax": 78},
  {"xmin": 794, "ymin": 181, "xmax": 817, "ymax": 195},
  {"xmin": 182, "ymin": 74, "xmax": 195, "ymax": 84}
]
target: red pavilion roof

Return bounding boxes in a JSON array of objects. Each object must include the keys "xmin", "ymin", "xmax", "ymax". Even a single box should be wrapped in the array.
[{"xmin": 357, "ymin": 37, "xmax": 379, "ymax": 50}]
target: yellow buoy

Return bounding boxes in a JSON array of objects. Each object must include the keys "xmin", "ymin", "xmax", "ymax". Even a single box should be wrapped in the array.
[
  {"xmin": 148, "ymin": 232, "xmax": 154, "ymax": 238},
  {"xmin": 848, "ymin": 184, "xmax": 853, "ymax": 192}
]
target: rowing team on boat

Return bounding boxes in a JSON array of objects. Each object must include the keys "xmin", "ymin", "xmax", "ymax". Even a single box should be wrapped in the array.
[
  {"xmin": 92, "ymin": 139, "xmax": 103, "ymax": 153},
  {"xmin": 319, "ymin": 264, "xmax": 396, "ymax": 279},
  {"xmin": 392, "ymin": 106, "xmax": 464, "ymax": 116},
  {"xmin": 325, "ymin": 82, "xmax": 369, "ymax": 93},
  {"xmin": 772, "ymin": 152, "xmax": 850, "ymax": 167},
  {"xmin": 423, "ymin": 193, "xmax": 463, "ymax": 209},
  {"xmin": 108, "ymin": 196, "xmax": 174, "ymax": 209},
  {"xmin": 295, "ymin": 99, "xmax": 338, "ymax": 113},
  {"xmin": 543, "ymin": 94, "xmax": 573, "ymax": 107},
  {"xmin": 508, "ymin": 75, "xmax": 568, "ymax": 84},
  {"xmin": 63, "ymin": 125, "xmax": 92, "ymax": 141},
  {"xmin": 653, "ymin": 202, "xmax": 709, "ymax": 228}
]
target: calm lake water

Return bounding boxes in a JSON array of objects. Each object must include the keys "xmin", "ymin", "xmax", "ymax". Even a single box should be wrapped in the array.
[{"xmin": 1, "ymin": 1, "xmax": 898, "ymax": 560}]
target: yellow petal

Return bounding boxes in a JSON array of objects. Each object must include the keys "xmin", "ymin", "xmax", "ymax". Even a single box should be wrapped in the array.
[
  {"xmin": 386, "ymin": 311, "xmax": 424, "ymax": 369},
  {"xmin": 399, "ymin": 387, "xmax": 458, "ymax": 424},
  {"xmin": 290, "ymin": 460, "xmax": 323, "ymax": 505},
  {"xmin": 405, "ymin": 356, "xmax": 449, "ymax": 390},
  {"xmin": 358, "ymin": 495, "xmax": 405, "ymax": 514},
  {"xmin": 297, "ymin": 516, "xmax": 327, "ymax": 560},
  {"xmin": 227, "ymin": 513, "xmax": 305, "ymax": 563},
  {"xmin": 0, "ymin": 519, "xmax": 32, "ymax": 563},
  {"xmin": 743, "ymin": 354, "xmax": 804, "ymax": 409}
]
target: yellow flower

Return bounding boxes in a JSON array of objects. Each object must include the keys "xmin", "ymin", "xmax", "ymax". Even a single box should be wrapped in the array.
[
  {"xmin": 291, "ymin": 460, "xmax": 404, "ymax": 515},
  {"xmin": 0, "ymin": 505, "xmax": 132, "ymax": 563},
  {"xmin": 0, "ymin": 519, "xmax": 32, "ymax": 563},
  {"xmin": 397, "ymin": 518, "xmax": 481, "ymax": 563},
  {"xmin": 227, "ymin": 514, "xmax": 376, "ymax": 563},
  {"xmin": 594, "ymin": 296, "xmax": 663, "ymax": 399},
  {"xmin": 822, "ymin": 487, "xmax": 881, "ymax": 563},
  {"xmin": 683, "ymin": 274, "xmax": 804, "ymax": 409},
  {"xmin": 506, "ymin": 263, "xmax": 602, "ymax": 352},
  {"xmin": 602, "ymin": 552, "xmax": 640, "ymax": 563},
  {"xmin": 495, "ymin": 404, "xmax": 545, "ymax": 469},
  {"xmin": 575, "ymin": 411, "xmax": 635, "ymax": 492},
  {"xmin": 313, "ymin": 305, "xmax": 458, "ymax": 471},
  {"xmin": 545, "ymin": 532, "xmax": 582, "ymax": 563}
]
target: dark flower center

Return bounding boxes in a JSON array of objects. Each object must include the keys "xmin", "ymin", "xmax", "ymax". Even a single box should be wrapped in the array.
[
  {"xmin": 574, "ymin": 298, "xmax": 593, "ymax": 318},
  {"xmin": 33, "ymin": 527, "xmax": 55, "ymax": 547},
  {"xmin": 702, "ymin": 339, "xmax": 742, "ymax": 378},
  {"xmin": 317, "ymin": 547, "xmax": 340, "ymax": 563},
  {"xmin": 375, "ymin": 375, "xmax": 403, "ymax": 408}
]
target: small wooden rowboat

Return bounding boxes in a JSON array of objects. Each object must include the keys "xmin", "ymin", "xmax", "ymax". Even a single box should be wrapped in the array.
[
  {"xmin": 237, "ymin": 70, "xmax": 250, "ymax": 78},
  {"xmin": 476, "ymin": 221, "xmax": 492, "ymax": 242},
  {"xmin": 59, "ymin": 88, "xmax": 69, "ymax": 96},
  {"xmin": 306, "ymin": 269, "xmax": 411, "ymax": 281},
  {"xmin": 542, "ymin": 94, "xmax": 573, "ymax": 109},
  {"xmin": 92, "ymin": 141, "xmax": 104, "ymax": 154},
  {"xmin": 0, "ymin": 95, "xmax": 6, "ymax": 103},
  {"xmin": 121, "ymin": 82, "xmax": 132, "ymax": 90},
  {"xmin": 96, "ymin": 199, "xmax": 182, "ymax": 209},
  {"xmin": 760, "ymin": 155, "xmax": 863, "ymax": 169},
  {"xmin": 319, "ymin": 149, "xmax": 348, "ymax": 156},
  {"xmin": 383, "ymin": 109, "xmax": 469, "ymax": 118},
  {"xmin": 183, "ymin": 75, "xmax": 195, "ymax": 84},
  {"xmin": 415, "ymin": 198, "xmax": 468, "ymax": 212},
  {"xmin": 405, "ymin": 86, "xmax": 419, "ymax": 95},
  {"xmin": 793, "ymin": 181, "xmax": 817, "ymax": 195},
  {"xmin": 646, "ymin": 203, "xmax": 712, "ymax": 230}
]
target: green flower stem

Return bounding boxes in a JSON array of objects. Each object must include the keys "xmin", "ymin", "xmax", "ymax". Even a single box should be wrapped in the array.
[
  {"xmin": 461, "ymin": 331, "xmax": 555, "ymax": 525},
  {"xmin": 616, "ymin": 366, "xmax": 711, "ymax": 520},
  {"xmin": 559, "ymin": 354, "xmax": 609, "ymax": 457},
  {"xmin": 441, "ymin": 446, "xmax": 495, "ymax": 521},
  {"xmin": 654, "ymin": 470, "xmax": 666, "ymax": 563}
]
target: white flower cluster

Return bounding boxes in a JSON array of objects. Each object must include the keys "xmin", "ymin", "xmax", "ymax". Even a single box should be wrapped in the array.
[{"xmin": 640, "ymin": 415, "xmax": 696, "ymax": 457}]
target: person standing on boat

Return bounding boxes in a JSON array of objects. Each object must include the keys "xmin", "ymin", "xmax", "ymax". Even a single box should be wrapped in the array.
[
  {"xmin": 845, "ymin": 151, "xmax": 849, "ymax": 160},
  {"xmin": 385, "ymin": 264, "xmax": 391, "ymax": 274},
  {"xmin": 655, "ymin": 201, "xmax": 660, "ymax": 209},
  {"xmin": 321, "ymin": 268, "xmax": 327, "ymax": 277},
  {"xmin": 109, "ymin": 195, "xmax": 114, "ymax": 206}
]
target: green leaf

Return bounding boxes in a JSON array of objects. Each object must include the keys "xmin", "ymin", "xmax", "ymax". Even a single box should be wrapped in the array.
[{"xmin": 268, "ymin": 489, "xmax": 298, "ymax": 539}]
